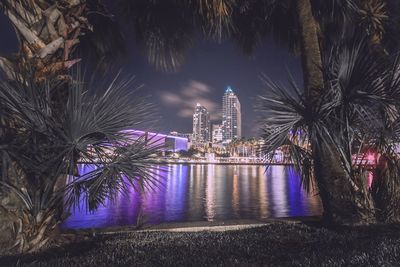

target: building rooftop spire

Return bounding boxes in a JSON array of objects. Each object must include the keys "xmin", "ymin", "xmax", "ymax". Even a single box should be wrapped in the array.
[{"xmin": 225, "ymin": 86, "xmax": 233, "ymax": 93}]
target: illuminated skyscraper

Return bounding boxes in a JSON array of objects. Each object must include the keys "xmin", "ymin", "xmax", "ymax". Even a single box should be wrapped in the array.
[
  {"xmin": 193, "ymin": 103, "xmax": 210, "ymax": 144},
  {"xmin": 222, "ymin": 86, "xmax": 241, "ymax": 143}
]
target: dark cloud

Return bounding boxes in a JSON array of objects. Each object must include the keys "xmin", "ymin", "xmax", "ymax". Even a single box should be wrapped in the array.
[{"xmin": 160, "ymin": 80, "xmax": 221, "ymax": 121}]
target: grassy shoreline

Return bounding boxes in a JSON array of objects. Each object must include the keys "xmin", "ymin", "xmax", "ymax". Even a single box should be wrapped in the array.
[{"xmin": 2, "ymin": 220, "xmax": 400, "ymax": 266}]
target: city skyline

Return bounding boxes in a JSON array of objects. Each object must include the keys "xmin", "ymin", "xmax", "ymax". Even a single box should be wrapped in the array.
[
  {"xmin": 191, "ymin": 86, "xmax": 242, "ymax": 144},
  {"xmin": 151, "ymin": 41, "xmax": 302, "ymax": 137}
]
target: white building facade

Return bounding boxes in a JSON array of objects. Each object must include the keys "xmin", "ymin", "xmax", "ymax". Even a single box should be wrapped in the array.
[{"xmin": 192, "ymin": 103, "xmax": 210, "ymax": 144}]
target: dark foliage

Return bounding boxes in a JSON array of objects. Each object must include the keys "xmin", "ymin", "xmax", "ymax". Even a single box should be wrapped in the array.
[{"xmin": 0, "ymin": 70, "xmax": 162, "ymax": 252}]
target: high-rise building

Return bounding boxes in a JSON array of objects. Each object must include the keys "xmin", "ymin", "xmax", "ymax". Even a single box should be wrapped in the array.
[
  {"xmin": 211, "ymin": 124, "xmax": 223, "ymax": 143},
  {"xmin": 222, "ymin": 86, "xmax": 241, "ymax": 143},
  {"xmin": 193, "ymin": 103, "xmax": 210, "ymax": 144}
]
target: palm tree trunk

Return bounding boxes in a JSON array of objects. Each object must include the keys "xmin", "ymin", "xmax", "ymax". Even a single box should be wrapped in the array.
[
  {"xmin": 371, "ymin": 154, "xmax": 400, "ymax": 223},
  {"xmin": 313, "ymin": 142, "xmax": 375, "ymax": 224},
  {"xmin": 295, "ymin": 0, "xmax": 323, "ymax": 99},
  {"xmin": 13, "ymin": 209, "xmax": 59, "ymax": 253},
  {"xmin": 296, "ymin": 0, "xmax": 375, "ymax": 225},
  {"xmin": 0, "ymin": 0, "xmax": 89, "ymax": 81}
]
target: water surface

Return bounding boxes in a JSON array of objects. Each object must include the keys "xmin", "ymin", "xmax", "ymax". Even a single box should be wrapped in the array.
[{"xmin": 63, "ymin": 164, "xmax": 322, "ymax": 229}]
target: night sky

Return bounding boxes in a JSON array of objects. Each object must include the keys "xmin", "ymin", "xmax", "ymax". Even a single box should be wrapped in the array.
[{"xmin": 0, "ymin": 13, "xmax": 302, "ymax": 138}]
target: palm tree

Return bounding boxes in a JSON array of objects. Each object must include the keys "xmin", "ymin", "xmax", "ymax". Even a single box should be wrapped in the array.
[
  {"xmin": 235, "ymin": 0, "xmax": 398, "ymax": 225},
  {"xmin": 0, "ymin": 70, "xmax": 161, "ymax": 253},
  {"xmin": 258, "ymin": 38, "xmax": 400, "ymax": 224},
  {"xmin": 234, "ymin": 0, "xmax": 352, "ymax": 224},
  {"xmin": 300, "ymin": 0, "xmax": 399, "ymax": 224},
  {"xmin": 368, "ymin": 55, "xmax": 400, "ymax": 222}
]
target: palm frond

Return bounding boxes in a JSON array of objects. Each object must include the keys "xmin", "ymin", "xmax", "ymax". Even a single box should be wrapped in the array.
[
  {"xmin": 231, "ymin": 0, "xmax": 300, "ymax": 55},
  {"xmin": 0, "ymin": 67, "xmax": 161, "ymax": 224},
  {"xmin": 191, "ymin": 0, "xmax": 235, "ymax": 42},
  {"xmin": 65, "ymin": 135, "xmax": 164, "ymax": 211},
  {"xmin": 118, "ymin": 0, "xmax": 194, "ymax": 72},
  {"xmin": 257, "ymin": 36, "xmax": 400, "ymax": 192},
  {"xmin": 381, "ymin": 0, "xmax": 400, "ymax": 52},
  {"xmin": 257, "ymin": 74, "xmax": 328, "ymax": 191},
  {"xmin": 78, "ymin": 1, "xmax": 126, "ymax": 70},
  {"xmin": 356, "ymin": 0, "xmax": 388, "ymax": 39}
]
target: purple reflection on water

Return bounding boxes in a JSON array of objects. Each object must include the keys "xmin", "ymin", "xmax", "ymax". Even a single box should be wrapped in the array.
[
  {"xmin": 62, "ymin": 164, "xmax": 322, "ymax": 229},
  {"xmin": 287, "ymin": 168, "xmax": 307, "ymax": 217}
]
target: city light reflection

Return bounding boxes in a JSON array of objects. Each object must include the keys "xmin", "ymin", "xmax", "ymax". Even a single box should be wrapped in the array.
[
  {"xmin": 205, "ymin": 164, "xmax": 216, "ymax": 221},
  {"xmin": 63, "ymin": 164, "xmax": 322, "ymax": 229}
]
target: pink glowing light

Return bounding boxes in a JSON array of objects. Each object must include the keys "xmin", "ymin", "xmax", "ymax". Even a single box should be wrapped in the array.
[{"xmin": 367, "ymin": 153, "xmax": 375, "ymax": 164}]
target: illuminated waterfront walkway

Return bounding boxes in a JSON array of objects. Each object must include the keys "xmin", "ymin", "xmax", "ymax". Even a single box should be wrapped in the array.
[{"xmin": 154, "ymin": 157, "xmax": 292, "ymax": 165}]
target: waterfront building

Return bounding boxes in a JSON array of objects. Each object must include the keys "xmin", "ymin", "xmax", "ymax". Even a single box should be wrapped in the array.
[
  {"xmin": 212, "ymin": 124, "xmax": 223, "ymax": 143},
  {"xmin": 222, "ymin": 86, "xmax": 242, "ymax": 143},
  {"xmin": 170, "ymin": 131, "xmax": 193, "ymax": 149},
  {"xmin": 170, "ymin": 131, "xmax": 193, "ymax": 141},
  {"xmin": 124, "ymin": 130, "xmax": 189, "ymax": 152},
  {"xmin": 193, "ymin": 103, "xmax": 211, "ymax": 144}
]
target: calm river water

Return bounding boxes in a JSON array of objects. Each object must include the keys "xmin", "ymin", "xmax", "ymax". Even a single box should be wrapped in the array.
[{"xmin": 63, "ymin": 164, "xmax": 322, "ymax": 229}]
